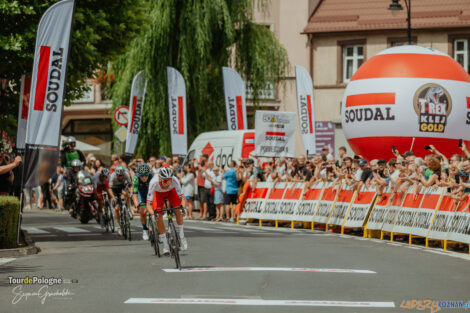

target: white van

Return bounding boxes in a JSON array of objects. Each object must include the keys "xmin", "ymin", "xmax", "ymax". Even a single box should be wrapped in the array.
[{"xmin": 184, "ymin": 130, "xmax": 255, "ymax": 168}]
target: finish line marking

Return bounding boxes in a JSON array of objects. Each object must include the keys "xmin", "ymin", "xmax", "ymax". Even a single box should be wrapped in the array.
[
  {"xmin": 162, "ymin": 267, "xmax": 376, "ymax": 273},
  {"xmin": 0, "ymin": 258, "xmax": 16, "ymax": 266},
  {"xmin": 124, "ymin": 298, "xmax": 394, "ymax": 307}
]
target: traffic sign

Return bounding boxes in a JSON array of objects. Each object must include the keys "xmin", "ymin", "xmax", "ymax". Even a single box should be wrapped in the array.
[
  {"xmin": 114, "ymin": 125, "xmax": 127, "ymax": 142},
  {"xmin": 113, "ymin": 106, "xmax": 129, "ymax": 126}
]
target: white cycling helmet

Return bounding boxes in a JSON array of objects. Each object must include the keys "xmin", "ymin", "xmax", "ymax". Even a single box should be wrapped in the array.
[{"xmin": 159, "ymin": 167, "xmax": 173, "ymax": 179}]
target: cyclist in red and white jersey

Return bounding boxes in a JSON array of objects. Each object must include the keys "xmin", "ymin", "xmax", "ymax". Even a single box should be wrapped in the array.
[{"xmin": 146, "ymin": 167, "xmax": 187, "ymax": 255}]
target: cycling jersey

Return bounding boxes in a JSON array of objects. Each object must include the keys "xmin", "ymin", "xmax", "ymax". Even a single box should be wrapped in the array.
[
  {"xmin": 109, "ymin": 171, "xmax": 131, "ymax": 197},
  {"xmin": 92, "ymin": 173, "xmax": 109, "ymax": 194},
  {"xmin": 146, "ymin": 174, "xmax": 183, "ymax": 211},
  {"xmin": 133, "ymin": 173, "xmax": 154, "ymax": 204}
]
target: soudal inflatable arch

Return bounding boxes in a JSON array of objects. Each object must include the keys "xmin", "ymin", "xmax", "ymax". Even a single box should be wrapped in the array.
[{"xmin": 341, "ymin": 45, "xmax": 470, "ymax": 160}]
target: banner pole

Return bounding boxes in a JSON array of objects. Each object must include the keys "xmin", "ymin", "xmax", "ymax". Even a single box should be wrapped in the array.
[{"xmin": 410, "ymin": 137, "xmax": 415, "ymax": 152}]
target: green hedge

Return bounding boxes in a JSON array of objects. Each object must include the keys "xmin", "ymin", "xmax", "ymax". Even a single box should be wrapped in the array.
[{"xmin": 0, "ymin": 196, "xmax": 20, "ymax": 249}]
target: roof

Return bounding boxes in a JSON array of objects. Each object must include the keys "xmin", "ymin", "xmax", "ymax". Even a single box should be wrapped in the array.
[{"xmin": 303, "ymin": 0, "xmax": 470, "ymax": 34}]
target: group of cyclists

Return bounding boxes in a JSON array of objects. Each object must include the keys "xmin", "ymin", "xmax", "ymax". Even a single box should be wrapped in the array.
[{"xmin": 60, "ymin": 136, "xmax": 187, "ymax": 256}]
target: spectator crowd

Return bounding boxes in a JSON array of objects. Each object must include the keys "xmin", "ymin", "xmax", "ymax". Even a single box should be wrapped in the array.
[{"xmin": 2, "ymin": 137, "xmax": 470, "ymax": 221}]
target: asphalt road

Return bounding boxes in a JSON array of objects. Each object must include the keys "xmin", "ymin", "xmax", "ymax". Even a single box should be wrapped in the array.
[{"xmin": 0, "ymin": 210, "xmax": 469, "ymax": 313}]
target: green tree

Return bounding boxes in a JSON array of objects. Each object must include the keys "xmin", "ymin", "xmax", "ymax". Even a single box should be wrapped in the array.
[
  {"xmin": 112, "ymin": 0, "xmax": 288, "ymax": 157},
  {"xmin": 0, "ymin": 0, "xmax": 147, "ymax": 135}
]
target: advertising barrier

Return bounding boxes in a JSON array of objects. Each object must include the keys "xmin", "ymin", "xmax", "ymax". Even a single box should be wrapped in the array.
[{"xmin": 239, "ymin": 182, "xmax": 470, "ymax": 247}]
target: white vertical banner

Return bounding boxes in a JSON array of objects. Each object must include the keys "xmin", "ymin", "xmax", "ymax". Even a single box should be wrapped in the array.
[
  {"xmin": 222, "ymin": 67, "xmax": 247, "ymax": 130},
  {"xmin": 166, "ymin": 67, "xmax": 187, "ymax": 156},
  {"xmin": 16, "ymin": 75, "xmax": 32, "ymax": 152},
  {"xmin": 23, "ymin": 0, "xmax": 75, "ymax": 188},
  {"xmin": 253, "ymin": 110, "xmax": 296, "ymax": 158},
  {"xmin": 125, "ymin": 71, "xmax": 147, "ymax": 158},
  {"xmin": 295, "ymin": 65, "xmax": 316, "ymax": 155}
]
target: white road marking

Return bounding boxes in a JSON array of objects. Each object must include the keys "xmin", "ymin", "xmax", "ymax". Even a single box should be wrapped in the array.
[
  {"xmin": 21, "ymin": 226, "xmax": 49, "ymax": 234},
  {"xmin": 124, "ymin": 298, "xmax": 394, "ymax": 307},
  {"xmin": 184, "ymin": 225, "xmax": 218, "ymax": 231},
  {"xmin": 162, "ymin": 267, "xmax": 376, "ymax": 273},
  {"xmin": 0, "ymin": 258, "xmax": 16, "ymax": 266},
  {"xmin": 52, "ymin": 226, "xmax": 90, "ymax": 233}
]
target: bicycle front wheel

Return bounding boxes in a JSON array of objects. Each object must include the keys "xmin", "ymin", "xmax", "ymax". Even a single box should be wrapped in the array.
[
  {"xmin": 168, "ymin": 220, "xmax": 181, "ymax": 269},
  {"xmin": 151, "ymin": 218, "xmax": 161, "ymax": 257}
]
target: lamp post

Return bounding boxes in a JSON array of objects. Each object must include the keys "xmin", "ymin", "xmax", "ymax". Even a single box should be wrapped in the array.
[{"xmin": 389, "ymin": 0, "xmax": 411, "ymax": 45}]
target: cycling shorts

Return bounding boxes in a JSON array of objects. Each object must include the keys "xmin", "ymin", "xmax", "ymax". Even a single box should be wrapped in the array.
[{"xmin": 152, "ymin": 188, "xmax": 182, "ymax": 213}]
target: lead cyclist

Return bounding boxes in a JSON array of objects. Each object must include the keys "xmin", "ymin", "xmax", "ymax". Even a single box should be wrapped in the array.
[
  {"xmin": 132, "ymin": 163, "xmax": 153, "ymax": 240},
  {"xmin": 146, "ymin": 167, "xmax": 187, "ymax": 255}
]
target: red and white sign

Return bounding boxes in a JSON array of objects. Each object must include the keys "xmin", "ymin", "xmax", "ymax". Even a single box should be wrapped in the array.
[
  {"xmin": 239, "ymin": 182, "xmax": 269, "ymax": 220},
  {"xmin": 254, "ymin": 110, "xmax": 296, "ymax": 158},
  {"xmin": 114, "ymin": 106, "xmax": 129, "ymax": 126},
  {"xmin": 445, "ymin": 196, "xmax": 470, "ymax": 244},
  {"xmin": 295, "ymin": 65, "xmax": 316, "ymax": 155},
  {"xmin": 24, "ymin": 0, "xmax": 75, "ymax": 188},
  {"xmin": 365, "ymin": 187, "xmax": 392, "ymax": 231},
  {"xmin": 17, "ymin": 75, "xmax": 32, "ymax": 151},
  {"xmin": 328, "ymin": 184, "xmax": 356, "ymax": 226},
  {"xmin": 410, "ymin": 187, "xmax": 444, "ymax": 237},
  {"xmin": 342, "ymin": 45, "xmax": 470, "ymax": 160},
  {"xmin": 426, "ymin": 193, "xmax": 457, "ymax": 240},
  {"xmin": 125, "ymin": 71, "xmax": 147, "ymax": 157},
  {"xmin": 313, "ymin": 183, "xmax": 337, "ymax": 224},
  {"xmin": 343, "ymin": 186, "xmax": 377, "ymax": 228},
  {"xmin": 222, "ymin": 67, "xmax": 247, "ymax": 130},
  {"xmin": 167, "ymin": 67, "xmax": 187, "ymax": 156},
  {"xmin": 293, "ymin": 182, "xmax": 324, "ymax": 222}
]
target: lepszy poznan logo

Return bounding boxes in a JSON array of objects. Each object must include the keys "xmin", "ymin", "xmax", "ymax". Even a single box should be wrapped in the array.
[{"xmin": 413, "ymin": 83, "xmax": 452, "ymax": 133}]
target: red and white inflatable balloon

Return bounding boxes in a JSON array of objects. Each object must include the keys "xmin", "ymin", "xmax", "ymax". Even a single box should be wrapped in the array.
[{"xmin": 341, "ymin": 45, "xmax": 470, "ymax": 160}]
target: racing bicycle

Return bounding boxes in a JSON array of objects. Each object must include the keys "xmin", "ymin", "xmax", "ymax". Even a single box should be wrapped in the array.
[
  {"xmin": 117, "ymin": 194, "xmax": 132, "ymax": 241},
  {"xmin": 162, "ymin": 204, "xmax": 182, "ymax": 270},
  {"xmin": 102, "ymin": 191, "xmax": 114, "ymax": 233},
  {"xmin": 147, "ymin": 209, "xmax": 161, "ymax": 257}
]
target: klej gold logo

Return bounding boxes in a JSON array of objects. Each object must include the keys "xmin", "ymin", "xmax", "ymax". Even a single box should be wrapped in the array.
[{"xmin": 413, "ymin": 83, "xmax": 452, "ymax": 133}]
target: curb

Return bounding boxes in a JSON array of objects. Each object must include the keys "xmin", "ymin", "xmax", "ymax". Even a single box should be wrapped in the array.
[{"xmin": 0, "ymin": 230, "xmax": 40, "ymax": 258}]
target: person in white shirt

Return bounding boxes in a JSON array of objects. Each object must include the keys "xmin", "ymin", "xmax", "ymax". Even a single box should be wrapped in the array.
[
  {"xmin": 206, "ymin": 166, "xmax": 224, "ymax": 221},
  {"xmin": 202, "ymin": 161, "xmax": 216, "ymax": 220},
  {"xmin": 179, "ymin": 163, "xmax": 195, "ymax": 219}
]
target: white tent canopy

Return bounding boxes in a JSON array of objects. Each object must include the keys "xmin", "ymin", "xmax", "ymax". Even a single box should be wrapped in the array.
[{"xmin": 60, "ymin": 136, "xmax": 100, "ymax": 152}]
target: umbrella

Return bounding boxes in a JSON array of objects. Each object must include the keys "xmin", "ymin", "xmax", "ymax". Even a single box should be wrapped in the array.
[{"xmin": 60, "ymin": 136, "xmax": 101, "ymax": 152}]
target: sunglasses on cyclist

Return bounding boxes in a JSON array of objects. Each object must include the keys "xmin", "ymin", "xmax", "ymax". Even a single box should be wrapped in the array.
[{"xmin": 161, "ymin": 178, "xmax": 172, "ymax": 184}]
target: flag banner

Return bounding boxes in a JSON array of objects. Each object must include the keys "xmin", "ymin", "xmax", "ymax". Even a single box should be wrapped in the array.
[
  {"xmin": 253, "ymin": 110, "xmax": 296, "ymax": 158},
  {"xmin": 17, "ymin": 76, "xmax": 32, "ymax": 152},
  {"xmin": 125, "ymin": 71, "xmax": 147, "ymax": 158},
  {"xmin": 222, "ymin": 67, "xmax": 247, "ymax": 130},
  {"xmin": 166, "ymin": 67, "xmax": 187, "ymax": 156},
  {"xmin": 295, "ymin": 65, "xmax": 316, "ymax": 155},
  {"xmin": 24, "ymin": 0, "xmax": 75, "ymax": 188}
]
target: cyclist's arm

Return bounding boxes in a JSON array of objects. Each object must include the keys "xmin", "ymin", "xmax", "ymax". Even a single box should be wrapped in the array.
[{"xmin": 146, "ymin": 176, "xmax": 157, "ymax": 214}]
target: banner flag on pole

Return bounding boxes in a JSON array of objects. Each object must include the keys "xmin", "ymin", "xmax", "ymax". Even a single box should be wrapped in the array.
[
  {"xmin": 125, "ymin": 71, "xmax": 147, "ymax": 158},
  {"xmin": 23, "ymin": 0, "xmax": 75, "ymax": 188},
  {"xmin": 16, "ymin": 75, "xmax": 32, "ymax": 153},
  {"xmin": 166, "ymin": 67, "xmax": 187, "ymax": 156},
  {"xmin": 222, "ymin": 67, "xmax": 247, "ymax": 130},
  {"xmin": 295, "ymin": 65, "xmax": 316, "ymax": 156}
]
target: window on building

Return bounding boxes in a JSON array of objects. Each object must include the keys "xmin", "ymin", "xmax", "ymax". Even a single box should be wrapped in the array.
[
  {"xmin": 388, "ymin": 37, "xmax": 417, "ymax": 47},
  {"xmin": 343, "ymin": 45, "xmax": 364, "ymax": 82},
  {"xmin": 454, "ymin": 39, "xmax": 469, "ymax": 72}
]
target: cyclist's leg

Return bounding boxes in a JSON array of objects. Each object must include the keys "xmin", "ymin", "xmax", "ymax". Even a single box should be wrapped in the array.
[
  {"xmin": 168, "ymin": 189, "xmax": 184, "ymax": 239},
  {"xmin": 153, "ymin": 191, "xmax": 169, "ymax": 252},
  {"xmin": 113, "ymin": 188, "xmax": 122, "ymax": 222}
]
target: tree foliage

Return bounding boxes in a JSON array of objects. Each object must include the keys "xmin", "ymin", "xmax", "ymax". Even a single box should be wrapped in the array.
[
  {"xmin": 0, "ymin": 0, "xmax": 147, "ymax": 134},
  {"xmin": 112, "ymin": 0, "xmax": 289, "ymax": 157}
]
